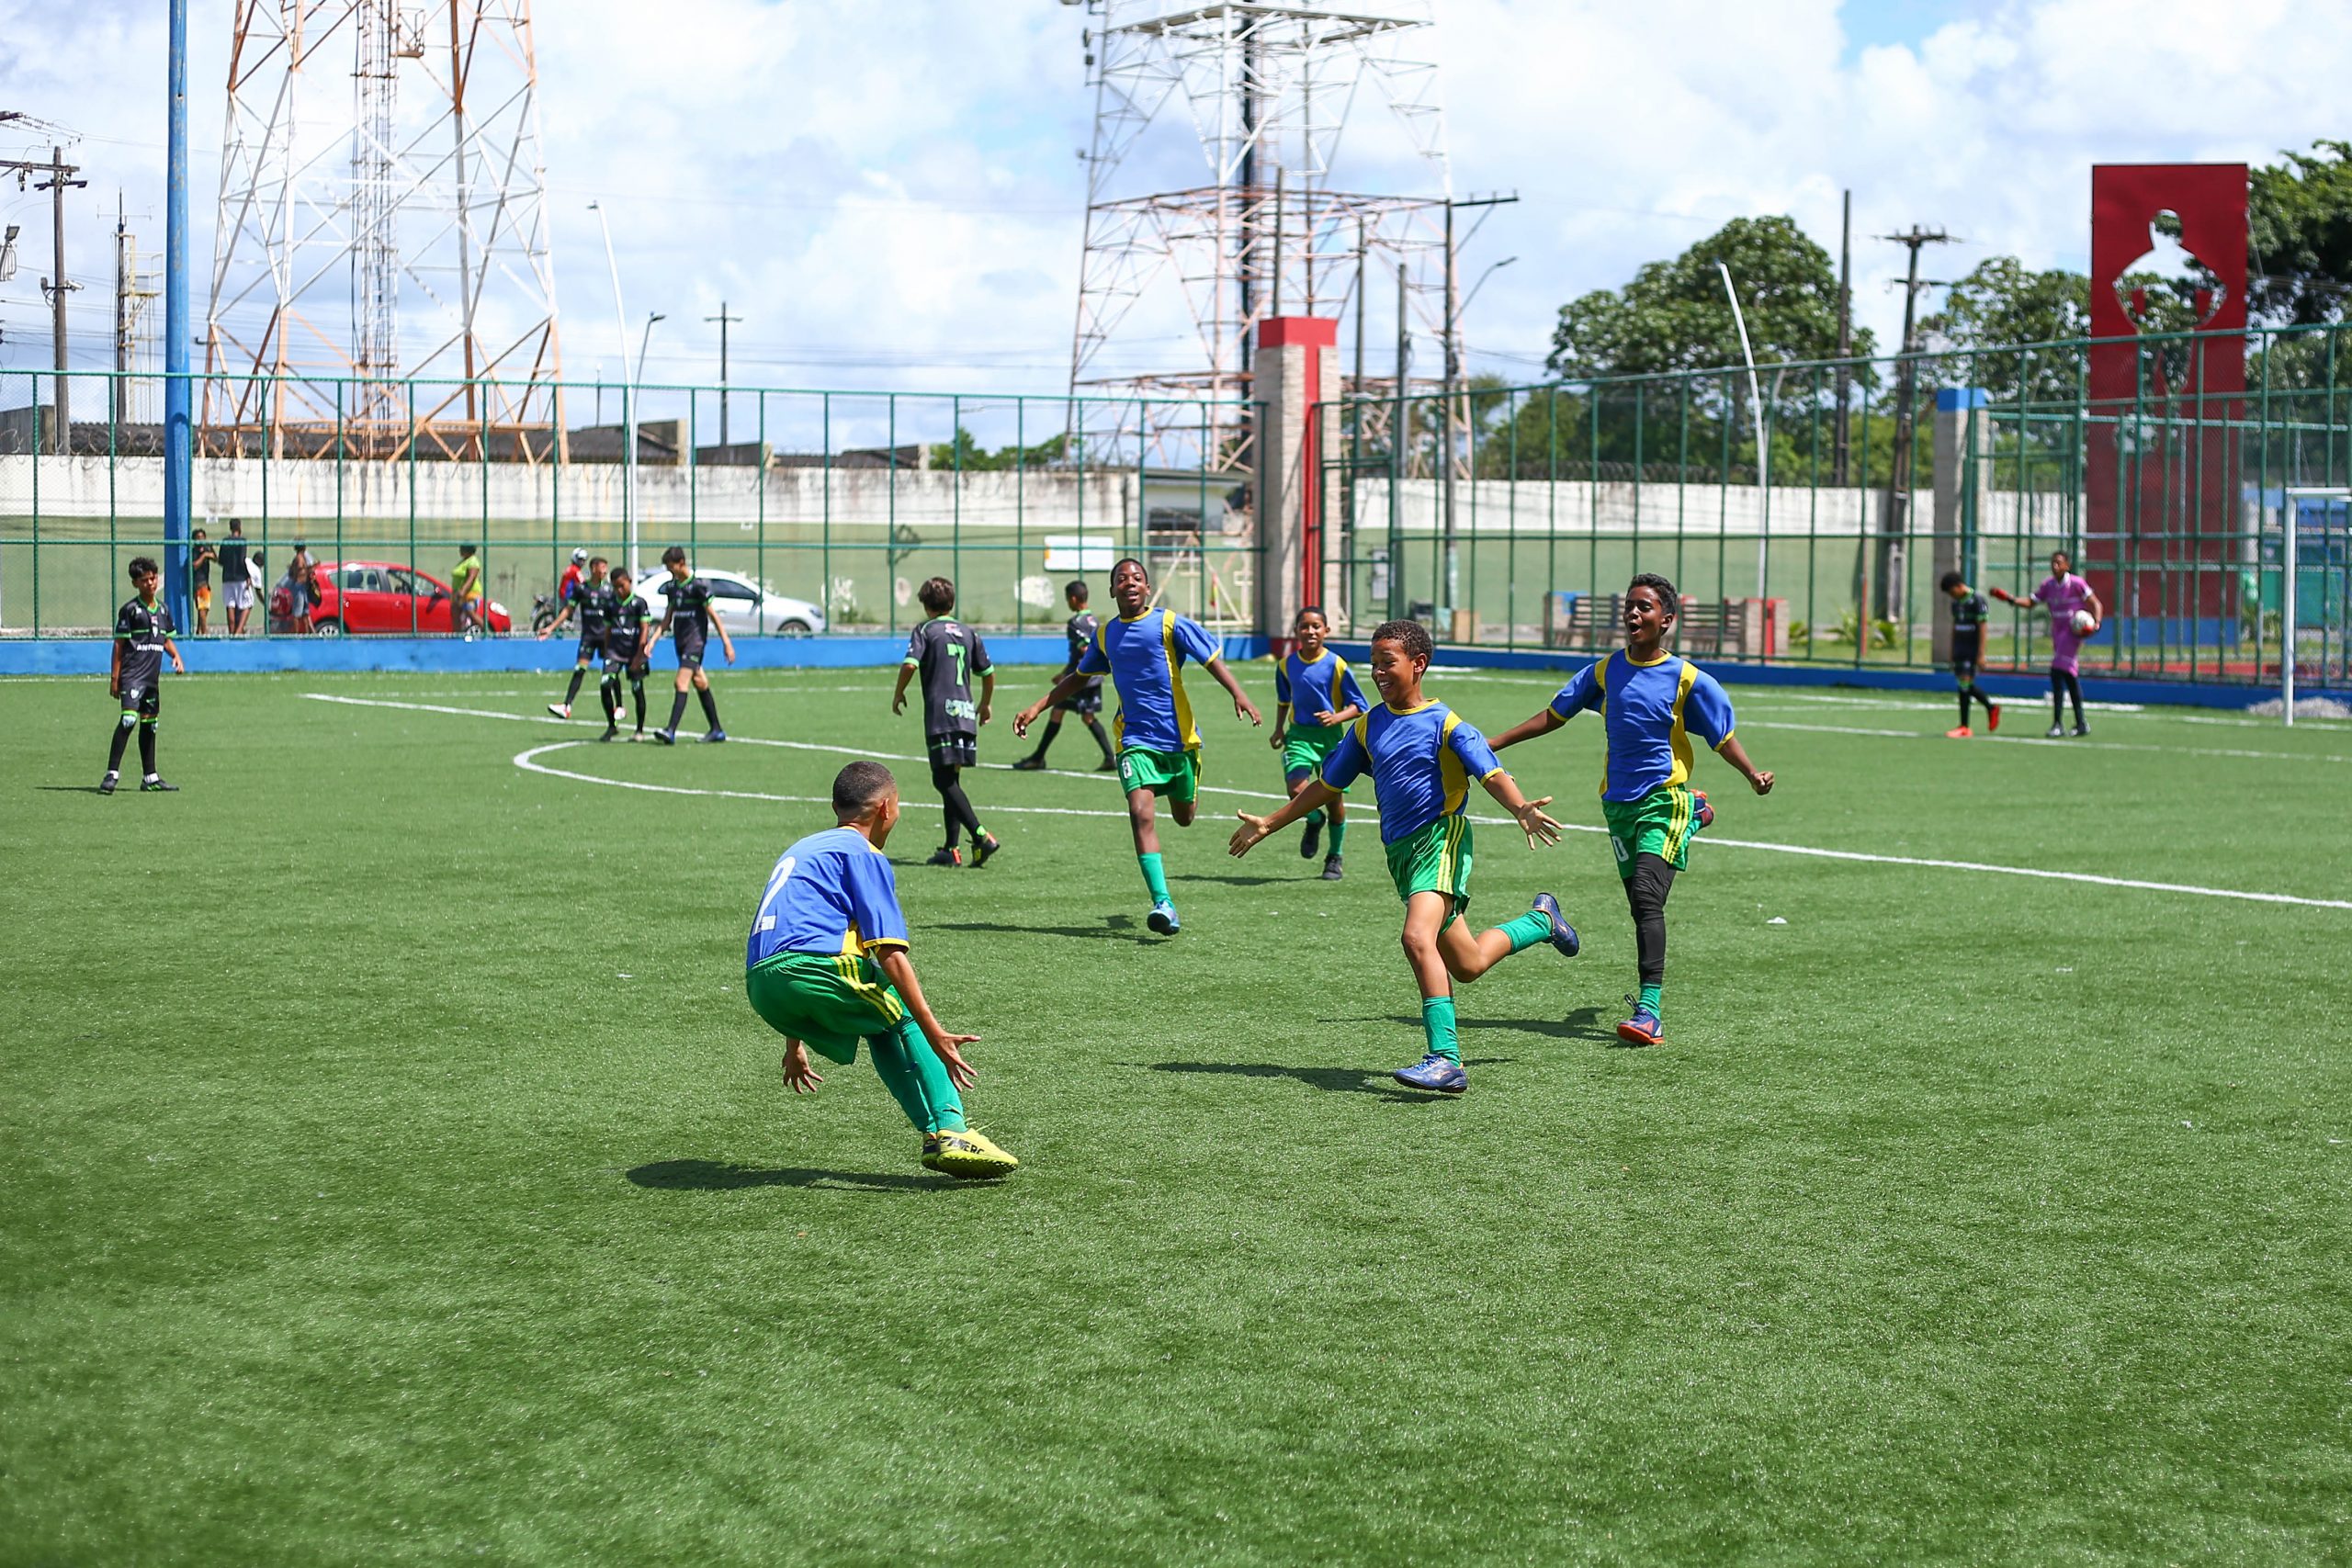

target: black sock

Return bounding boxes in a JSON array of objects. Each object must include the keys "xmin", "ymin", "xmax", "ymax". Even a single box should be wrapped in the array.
[
  {"xmin": 697, "ymin": 686, "xmax": 721, "ymax": 729},
  {"xmin": 1959, "ymin": 688, "xmax": 1971, "ymax": 727},
  {"xmin": 1623, "ymin": 852, "xmax": 1676, "ymax": 988},
  {"xmin": 2051, "ymin": 672, "xmax": 2065, "ymax": 726},
  {"xmin": 564, "ymin": 667, "xmax": 587, "ymax": 706},
  {"xmin": 668, "ymin": 690, "xmax": 691, "ymax": 732},
  {"xmin": 107, "ymin": 716, "xmax": 133, "ymax": 773},
  {"xmin": 138, "ymin": 722, "xmax": 157, "ymax": 778},
  {"xmin": 1083, "ymin": 715, "xmax": 1114, "ymax": 761},
  {"xmin": 2064, "ymin": 671, "xmax": 2085, "ymax": 725},
  {"xmin": 600, "ymin": 677, "xmax": 619, "ymax": 726},
  {"xmin": 631, "ymin": 679, "xmax": 646, "ymax": 729},
  {"xmin": 1033, "ymin": 716, "xmax": 1061, "ymax": 760}
]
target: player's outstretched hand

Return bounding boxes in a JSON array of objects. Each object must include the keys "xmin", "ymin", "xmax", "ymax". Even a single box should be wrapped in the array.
[
  {"xmin": 1235, "ymin": 693, "xmax": 1262, "ymax": 726},
  {"xmin": 1990, "ymin": 586, "xmax": 2018, "ymax": 604},
  {"xmin": 1750, "ymin": 770, "xmax": 1775, "ymax": 795},
  {"xmin": 535, "ymin": 626, "xmax": 550, "ymax": 641},
  {"xmin": 1012, "ymin": 705, "xmax": 1038, "ymax": 739},
  {"xmin": 1269, "ymin": 728, "xmax": 1283, "ymax": 751},
  {"xmin": 1513, "ymin": 796, "xmax": 1564, "ymax": 848},
  {"xmin": 1313, "ymin": 708, "xmax": 1342, "ymax": 727},
  {"xmin": 1229, "ymin": 812, "xmax": 1272, "ymax": 857},
  {"xmin": 781, "ymin": 1043, "xmax": 824, "ymax": 1094},
  {"xmin": 932, "ymin": 1033, "xmax": 980, "ymax": 1091}
]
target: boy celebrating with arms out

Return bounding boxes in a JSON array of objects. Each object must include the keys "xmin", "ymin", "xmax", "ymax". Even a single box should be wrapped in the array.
[
  {"xmin": 892, "ymin": 576, "xmax": 1002, "ymax": 868},
  {"xmin": 749, "ymin": 761, "xmax": 1018, "ymax": 1179},
  {"xmin": 102, "ymin": 557, "xmax": 187, "ymax": 795},
  {"xmin": 1014, "ymin": 557, "xmax": 1261, "ymax": 935},
  {"xmin": 1230, "ymin": 619, "xmax": 1579, "ymax": 1095},
  {"xmin": 1269, "ymin": 605, "xmax": 1369, "ymax": 880},
  {"xmin": 651, "ymin": 545, "xmax": 737, "ymax": 744},
  {"xmin": 1939, "ymin": 570, "xmax": 2002, "ymax": 738},
  {"xmin": 1012, "ymin": 579, "xmax": 1116, "ymax": 773},
  {"xmin": 1489, "ymin": 573, "xmax": 1773, "ymax": 1048}
]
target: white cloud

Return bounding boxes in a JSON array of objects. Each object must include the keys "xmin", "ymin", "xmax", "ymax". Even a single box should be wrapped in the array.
[{"xmin": 4, "ymin": 0, "xmax": 2347, "ymax": 402}]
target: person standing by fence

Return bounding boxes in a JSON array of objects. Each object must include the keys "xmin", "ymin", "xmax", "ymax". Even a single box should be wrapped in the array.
[
  {"xmin": 216, "ymin": 520, "xmax": 253, "ymax": 637},
  {"xmin": 453, "ymin": 545, "xmax": 484, "ymax": 638}
]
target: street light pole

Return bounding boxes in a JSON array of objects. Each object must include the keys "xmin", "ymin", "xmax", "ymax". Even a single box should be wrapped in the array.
[{"xmin": 587, "ymin": 201, "xmax": 633, "ymax": 570}]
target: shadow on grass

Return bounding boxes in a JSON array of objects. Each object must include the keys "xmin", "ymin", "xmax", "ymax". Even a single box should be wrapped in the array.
[
  {"xmin": 626, "ymin": 1159, "xmax": 966, "ymax": 1194},
  {"xmin": 933, "ymin": 914, "xmax": 1141, "ymax": 942},
  {"xmin": 1136, "ymin": 1057, "xmax": 1511, "ymax": 1103},
  {"xmin": 1170, "ymin": 871, "xmax": 1299, "ymax": 887},
  {"xmin": 33, "ymin": 785, "xmax": 107, "ymax": 795},
  {"xmin": 1340, "ymin": 1005, "xmax": 1617, "ymax": 1044}
]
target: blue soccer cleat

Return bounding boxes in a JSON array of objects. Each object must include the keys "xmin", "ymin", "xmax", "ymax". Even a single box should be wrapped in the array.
[
  {"xmin": 652, "ymin": 728, "xmax": 677, "ymax": 746},
  {"xmin": 1147, "ymin": 898, "xmax": 1180, "ymax": 935},
  {"xmin": 701, "ymin": 728, "xmax": 728, "ymax": 743},
  {"xmin": 1617, "ymin": 998, "xmax": 1664, "ymax": 1047},
  {"xmin": 1692, "ymin": 789, "xmax": 1713, "ymax": 831},
  {"xmin": 1393, "ymin": 1055, "xmax": 1468, "ymax": 1094},
  {"xmin": 1531, "ymin": 892, "xmax": 1580, "ymax": 957}
]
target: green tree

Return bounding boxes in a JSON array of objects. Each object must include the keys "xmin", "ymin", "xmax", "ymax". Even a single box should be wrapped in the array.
[
  {"xmin": 2250, "ymin": 140, "xmax": 2352, "ymax": 327},
  {"xmin": 1919, "ymin": 257, "xmax": 2091, "ymax": 405},
  {"xmin": 926, "ymin": 426, "xmax": 1073, "ymax": 471}
]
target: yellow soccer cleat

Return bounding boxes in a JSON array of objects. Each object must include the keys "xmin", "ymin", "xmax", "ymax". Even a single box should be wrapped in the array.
[{"xmin": 921, "ymin": 1127, "xmax": 1020, "ymax": 1179}]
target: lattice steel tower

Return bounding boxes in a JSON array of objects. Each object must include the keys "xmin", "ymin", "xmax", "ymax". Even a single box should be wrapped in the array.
[
  {"xmin": 1069, "ymin": 0, "xmax": 1453, "ymax": 457},
  {"xmin": 205, "ymin": 0, "xmax": 564, "ymax": 458}
]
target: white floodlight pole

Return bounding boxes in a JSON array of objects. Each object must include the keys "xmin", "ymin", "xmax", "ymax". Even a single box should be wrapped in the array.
[
  {"xmin": 589, "ymin": 201, "xmax": 634, "ymax": 572},
  {"xmin": 2280, "ymin": 491, "xmax": 2303, "ymax": 728},
  {"xmin": 1718, "ymin": 262, "xmax": 1770, "ymax": 598}
]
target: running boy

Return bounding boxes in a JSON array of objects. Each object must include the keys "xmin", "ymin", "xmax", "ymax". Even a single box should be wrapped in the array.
[
  {"xmin": 1489, "ymin": 573, "xmax": 1774, "ymax": 1047},
  {"xmin": 748, "ymin": 760, "xmax": 1019, "ymax": 1179},
  {"xmin": 651, "ymin": 545, "xmax": 736, "ymax": 744},
  {"xmin": 1993, "ymin": 548, "xmax": 2102, "ymax": 737},
  {"xmin": 539, "ymin": 554, "xmax": 615, "ymax": 718},
  {"xmin": 1013, "ymin": 557, "xmax": 1261, "ymax": 935},
  {"xmin": 1230, "ymin": 618, "xmax": 1577, "ymax": 1094},
  {"xmin": 1012, "ymin": 580, "xmax": 1116, "ymax": 773},
  {"xmin": 893, "ymin": 576, "xmax": 1002, "ymax": 868},
  {"xmin": 600, "ymin": 566, "xmax": 654, "ymax": 740},
  {"xmin": 1269, "ymin": 605, "xmax": 1368, "ymax": 880},
  {"xmin": 102, "ymin": 556, "xmax": 187, "ymax": 795},
  {"xmin": 1939, "ymin": 570, "xmax": 2002, "ymax": 738}
]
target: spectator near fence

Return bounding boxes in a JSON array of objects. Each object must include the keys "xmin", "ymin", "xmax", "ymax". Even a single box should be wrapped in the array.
[
  {"xmin": 277, "ymin": 544, "xmax": 318, "ymax": 636},
  {"xmin": 216, "ymin": 520, "xmax": 253, "ymax": 636},
  {"xmin": 453, "ymin": 545, "xmax": 484, "ymax": 637},
  {"xmin": 190, "ymin": 528, "xmax": 217, "ymax": 636}
]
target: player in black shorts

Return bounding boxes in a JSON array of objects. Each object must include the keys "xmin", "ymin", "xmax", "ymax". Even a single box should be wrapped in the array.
[
  {"xmin": 651, "ymin": 545, "xmax": 736, "ymax": 744},
  {"xmin": 893, "ymin": 576, "xmax": 1001, "ymax": 867},
  {"xmin": 1012, "ymin": 578, "xmax": 1116, "ymax": 773},
  {"xmin": 600, "ymin": 567, "xmax": 654, "ymax": 740},
  {"xmin": 538, "ymin": 554, "xmax": 616, "ymax": 719},
  {"xmin": 1939, "ymin": 570, "xmax": 2002, "ymax": 739},
  {"xmin": 102, "ymin": 556, "xmax": 186, "ymax": 795}
]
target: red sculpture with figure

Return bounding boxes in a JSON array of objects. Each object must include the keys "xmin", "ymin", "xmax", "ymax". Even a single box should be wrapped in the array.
[{"xmin": 2085, "ymin": 164, "xmax": 2247, "ymax": 651}]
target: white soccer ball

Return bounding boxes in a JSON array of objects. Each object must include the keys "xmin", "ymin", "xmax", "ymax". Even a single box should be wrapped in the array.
[{"xmin": 2071, "ymin": 609, "xmax": 2098, "ymax": 636}]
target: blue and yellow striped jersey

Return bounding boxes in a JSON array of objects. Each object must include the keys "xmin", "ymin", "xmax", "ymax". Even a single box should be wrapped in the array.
[
  {"xmin": 1274, "ymin": 647, "xmax": 1369, "ymax": 726},
  {"xmin": 1077, "ymin": 606, "xmax": 1222, "ymax": 753},
  {"xmin": 746, "ymin": 828, "xmax": 911, "ymax": 968},
  {"xmin": 1548, "ymin": 650, "xmax": 1736, "ymax": 803},
  {"xmin": 1321, "ymin": 700, "xmax": 1507, "ymax": 845}
]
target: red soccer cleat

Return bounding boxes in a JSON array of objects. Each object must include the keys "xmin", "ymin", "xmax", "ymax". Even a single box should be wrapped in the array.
[
  {"xmin": 1986, "ymin": 702, "xmax": 2003, "ymax": 732},
  {"xmin": 1946, "ymin": 725, "xmax": 1972, "ymax": 739}
]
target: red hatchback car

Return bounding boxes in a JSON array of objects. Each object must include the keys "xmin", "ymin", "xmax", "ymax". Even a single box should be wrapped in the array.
[{"xmin": 269, "ymin": 559, "xmax": 513, "ymax": 637}]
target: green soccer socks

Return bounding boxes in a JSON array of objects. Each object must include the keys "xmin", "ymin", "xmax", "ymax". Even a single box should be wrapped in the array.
[
  {"xmin": 1497, "ymin": 909, "xmax": 1553, "ymax": 955},
  {"xmin": 1421, "ymin": 997, "xmax": 1460, "ymax": 1065},
  {"xmin": 1306, "ymin": 807, "xmax": 1326, "ymax": 829},
  {"xmin": 1138, "ymin": 851, "xmax": 1170, "ymax": 904},
  {"xmin": 1638, "ymin": 983, "xmax": 1662, "ymax": 1019},
  {"xmin": 869, "ymin": 1020, "xmax": 967, "ymax": 1134},
  {"xmin": 1329, "ymin": 818, "xmax": 1348, "ymax": 856}
]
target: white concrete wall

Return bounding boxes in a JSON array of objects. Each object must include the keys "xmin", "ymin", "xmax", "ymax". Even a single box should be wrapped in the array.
[{"xmin": 1341, "ymin": 478, "xmax": 2080, "ymax": 538}]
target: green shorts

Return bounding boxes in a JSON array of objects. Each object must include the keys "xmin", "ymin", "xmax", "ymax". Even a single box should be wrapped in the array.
[
  {"xmin": 1117, "ymin": 744, "xmax": 1200, "ymax": 803},
  {"xmin": 1281, "ymin": 723, "xmax": 1346, "ymax": 785},
  {"xmin": 745, "ymin": 950, "xmax": 910, "ymax": 1065},
  {"xmin": 1601, "ymin": 784, "xmax": 1705, "ymax": 880},
  {"xmin": 1385, "ymin": 815, "xmax": 1474, "ymax": 931}
]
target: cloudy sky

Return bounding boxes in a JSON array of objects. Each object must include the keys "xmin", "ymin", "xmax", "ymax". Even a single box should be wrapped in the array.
[{"xmin": 3, "ymin": 0, "xmax": 2346, "ymax": 406}]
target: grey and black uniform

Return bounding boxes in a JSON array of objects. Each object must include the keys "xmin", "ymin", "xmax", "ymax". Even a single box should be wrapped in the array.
[
  {"xmin": 904, "ymin": 617, "xmax": 994, "ymax": 852},
  {"xmin": 571, "ymin": 581, "xmax": 618, "ymax": 669},
  {"xmin": 107, "ymin": 596, "xmax": 175, "ymax": 780},
  {"xmin": 602, "ymin": 590, "xmax": 653, "ymax": 733},
  {"xmin": 1950, "ymin": 592, "xmax": 1996, "ymax": 728},
  {"xmin": 660, "ymin": 576, "xmax": 716, "ymax": 671},
  {"xmin": 1018, "ymin": 608, "xmax": 1116, "ymax": 768}
]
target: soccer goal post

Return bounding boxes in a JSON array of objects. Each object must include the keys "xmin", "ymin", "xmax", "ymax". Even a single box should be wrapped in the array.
[{"xmin": 2278, "ymin": 487, "xmax": 2350, "ymax": 728}]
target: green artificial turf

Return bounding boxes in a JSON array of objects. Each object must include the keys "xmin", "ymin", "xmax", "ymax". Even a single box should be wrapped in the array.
[{"xmin": 4, "ymin": 665, "xmax": 2349, "ymax": 1565}]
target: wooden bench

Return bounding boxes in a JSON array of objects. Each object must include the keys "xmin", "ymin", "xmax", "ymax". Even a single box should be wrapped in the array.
[{"xmin": 1546, "ymin": 592, "xmax": 1789, "ymax": 658}]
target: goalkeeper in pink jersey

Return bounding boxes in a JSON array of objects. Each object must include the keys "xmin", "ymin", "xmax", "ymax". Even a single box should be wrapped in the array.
[{"xmin": 1993, "ymin": 549, "xmax": 2104, "ymax": 738}]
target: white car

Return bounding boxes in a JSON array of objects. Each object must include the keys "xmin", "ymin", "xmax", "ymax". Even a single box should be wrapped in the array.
[{"xmin": 633, "ymin": 566, "xmax": 827, "ymax": 637}]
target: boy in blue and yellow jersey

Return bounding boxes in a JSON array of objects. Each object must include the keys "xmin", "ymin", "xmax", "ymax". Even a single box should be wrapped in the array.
[
  {"xmin": 1015, "ymin": 556, "xmax": 1261, "ymax": 935},
  {"xmin": 746, "ymin": 760, "xmax": 1018, "ymax": 1179},
  {"xmin": 1491, "ymin": 573, "xmax": 1775, "ymax": 1047},
  {"xmin": 1232, "ymin": 619, "xmax": 1579, "ymax": 1095},
  {"xmin": 1270, "ymin": 605, "xmax": 1369, "ymax": 881}
]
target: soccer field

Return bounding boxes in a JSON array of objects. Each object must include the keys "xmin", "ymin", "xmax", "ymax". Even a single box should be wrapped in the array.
[{"xmin": 5, "ymin": 665, "xmax": 2350, "ymax": 1563}]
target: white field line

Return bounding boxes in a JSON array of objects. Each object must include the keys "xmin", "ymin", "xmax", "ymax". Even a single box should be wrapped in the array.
[
  {"xmin": 1737, "ymin": 718, "xmax": 2352, "ymax": 765},
  {"xmin": 309, "ymin": 694, "xmax": 2352, "ymax": 911}
]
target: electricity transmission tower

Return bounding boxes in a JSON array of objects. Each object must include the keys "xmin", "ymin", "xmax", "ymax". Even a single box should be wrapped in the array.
[
  {"xmin": 204, "ymin": 0, "xmax": 564, "ymax": 459},
  {"xmin": 1067, "ymin": 0, "xmax": 1454, "ymax": 468}
]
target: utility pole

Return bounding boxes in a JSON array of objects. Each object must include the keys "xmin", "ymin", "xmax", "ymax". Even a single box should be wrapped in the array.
[
  {"xmin": 3, "ymin": 148, "xmax": 89, "ymax": 453},
  {"xmin": 1870, "ymin": 223, "xmax": 1955, "ymax": 642},
  {"xmin": 114, "ymin": 197, "xmax": 131, "ymax": 424},
  {"xmin": 1441, "ymin": 191, "xmax": 1517, "ymax": 620},
  {"xmin": 1392, "ymin": 260, "xmax": 1409, "ymax": 620},
  {"xmin": 1832, "ymin": 189, "xmax": 1852, "ymax": 486},
  {"xmin": 705, "ymin": 301, "xmax": 741, "ymax": 446}
]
